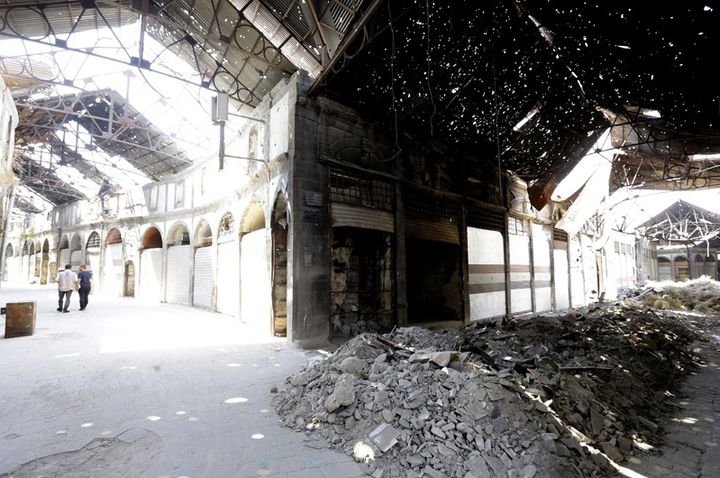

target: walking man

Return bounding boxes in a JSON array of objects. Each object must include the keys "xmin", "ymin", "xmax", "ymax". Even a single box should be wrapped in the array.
[
  {"xmin": 56, "ymin": 264, "xmax": 78, "ymax": 313},
  {"xmin": 77, "ymin": 264, "xmax": 93, "ymax": 311}
]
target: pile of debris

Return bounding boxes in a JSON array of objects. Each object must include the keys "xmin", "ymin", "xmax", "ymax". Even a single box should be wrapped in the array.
[
  {"xmin": 625, "ymin": 277, "xmax": 720, "ymax": 314},
  {"xmin": 274, "ymin": 302, "xmax": 703, "ymax": 478}
]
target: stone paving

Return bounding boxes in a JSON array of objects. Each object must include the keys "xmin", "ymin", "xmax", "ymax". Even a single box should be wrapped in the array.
[
  {"xmin": 0, "ymin": 284, "xmax": 365, "ymax": 478},
  {"xmin": 623, "ymin": 322, "xmax": 720, "ymax": 478}
]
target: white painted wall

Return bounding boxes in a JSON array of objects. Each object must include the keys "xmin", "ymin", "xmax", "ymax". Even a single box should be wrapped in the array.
[
  {"xmin": 241, "ymin": 230, "xmax": 270, "ymax": 330},
  {"xmin": 216, "ymin": 241, "xmax": 239, "ymax": 316},
  {"xmin": 467, "ymin": 227, "xmax": 505, "ymax": 320}
]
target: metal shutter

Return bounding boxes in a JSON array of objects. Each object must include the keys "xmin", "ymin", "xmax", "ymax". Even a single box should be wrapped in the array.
[
  {"xmin": 166, "ymin": 245, "xmax": 192, "ymax": 305},
  {"xmin": 216, "ymin": 241, "xmax": 239, "ymax": 316},
  {"xmin": 139, "ymin": 249, "xmax": 163, "ymax": 301},
  {"xmin": 532, "ymin": 224, "xmax": 553, "ymax": 313},
  {"xmin": 241, "ymin": 230, "xmax": 270, "ymax": 330},
  {"xmin": 193, "ymin": 247, "xmax": 214, "ymax": 309}
]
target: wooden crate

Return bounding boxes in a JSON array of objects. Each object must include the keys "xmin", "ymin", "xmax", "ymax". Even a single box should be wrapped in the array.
[{"xmin": 4, "ymin": 301, "xmax": 36, "ymax": 338}]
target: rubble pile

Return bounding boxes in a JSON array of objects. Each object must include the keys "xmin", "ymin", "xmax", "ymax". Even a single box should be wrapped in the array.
[
  {"xmin": 274, "ymin": 303, "xmax": 703, "ymax": 478},
  {"xmin": 626, "ymin": 277, "xmax": 720, "ymax": 314}
]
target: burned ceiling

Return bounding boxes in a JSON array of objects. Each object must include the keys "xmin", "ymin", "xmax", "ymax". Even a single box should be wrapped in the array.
[
  {"xmin": 317, "ymin": 1, "xmax": 720, "ymax": 207},
  {"xmin": 2, "ymin": 0, "xmax": 720, "ymax": 212}
]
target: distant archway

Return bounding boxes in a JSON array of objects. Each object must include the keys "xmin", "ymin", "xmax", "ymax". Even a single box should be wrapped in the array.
[
  {"xmin": 657, "ymin": 256, "xmax": 671, "ymax": 281},
  {"xmin": 40, "ymin": 239, "xmax": 50, "ymax": 284},
  {"xmin": 271, "ymin": 192, "xmax": 288, "ymax": 336},
  {"xmin": 674, "ymin": 256, "xmax": 689, "ymax": 281},
  {"xmin": 141, "ymin": 226, "xmax": 163, "ymax": 249},
  {"xmin": 69, "ymin": 234, "xmax": 83, "ymax": 271},
  {"xmin": 139, "ymin": 226, "xmax": 163, "ymax": 301},
  {"xmin": 192, "ymin": 220, "xmax": 214, "ymax": 309},
  {"xmin": 104, "ymin": 228, "xmax": 124, "ymax": 296},
  {"xmin": 166, "ymin": 223, "xmax": 192, "ymax": 305}
]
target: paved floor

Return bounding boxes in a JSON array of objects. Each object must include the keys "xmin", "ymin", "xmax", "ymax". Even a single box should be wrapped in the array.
[
  {"xmin": 623, "ymin": 315, "xmax": 720, "ymax": 478},
  {"xmin": 0, "ymin": 284, "xmax": 364, "ymax": 478}
]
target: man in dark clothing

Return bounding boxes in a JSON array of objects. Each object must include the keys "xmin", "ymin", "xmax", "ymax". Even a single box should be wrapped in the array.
[{"xmin": 77, "ymin": 264, "xmax": 93, "ymax": 311}]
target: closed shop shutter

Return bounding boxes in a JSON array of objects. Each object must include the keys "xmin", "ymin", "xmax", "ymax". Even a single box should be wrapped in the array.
[
  {"xmin": 241, "ymin": 230, "xmax": 270, "ymax": 330},
  {"xmin": 406, "ymin": 218, "xmax": 459, "ymax": 244},
  {"xmin": 467, "ymin": 227, "xmax": 506, "ymax": 320},
  {"xmin": 552, "ymin": 229, "xmax": 569, "ymax": 309},
  {"xmin": 216, "ymin": 241, "xmax": 239, "ymax": 316},
  {"xmin": 331, "ymin": 203, "xmax": 394, "ymax": 233},
  {"xmin": 139, "ymin": 249, "xmax": 163, "ymax": 301},
  {"xmin": 166, "ymin": 245, "xmax": 192, "ymax": 305},
  {"xmin": 193, "ymin": 246, "xmax": 214, "ymax": 309},
  {"xmin": 70, "ymin": 250, "xmax": 83, "ymax": 271},
  {"xmin": 508, "ymin": 218, "xmax": 532, "ymax": 314},
  {"xmin": 104, "ymin": 244, "xmax": 123, "ymax": 296}
]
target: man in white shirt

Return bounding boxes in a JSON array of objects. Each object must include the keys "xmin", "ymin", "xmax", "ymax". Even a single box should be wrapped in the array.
[{"xmin": 56, "ymin": 264, "xmax": 78, "ymax": 313}]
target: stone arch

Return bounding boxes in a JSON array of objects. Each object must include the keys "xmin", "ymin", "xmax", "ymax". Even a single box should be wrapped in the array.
[
  {"xmin": 240, "ymin": 200, "xmax": 265, "ymax": 235},
  {"xmin": 218, "ymin": 212, "xmax": 235, "ymax": 241},
  {"xmin": 270, "ymin": 190, "xmax": 288, "ymax": 336},
  {"xmin": 59, "ymin": 235, "xmax": 69, "ymax": 250},
  {"xmin": 29, "ymin": 242, "xmax": 35, "ymax": 255},
  {"xmin": 106, "ymin": 228, "xmax": 123, "ymax": 245},
  {"xmin": 167, "ymin": 222, "xmax": 190, "ymax": 246},
  {"xmin": 70, "ymin": 234, "xmax": 82, "ymax": 251},
  {"xmin": 141, "ymin": 226, "xmax": 163, "ymax": 249},
  {"xmin": 40, "ymin": 238, "xmax": 51, "ymax": 284},
  {"xmin": 86, "ymin": 232, "xmax": 101, "ymax": 249},
  {"xmin": 5, "ymin": 244, "xmax": 13, "ymax": 257},
  {"xmin": 194, "ymin": 220, "xmax": 213, "ymax": 247},
  {"xmin": 674, "ymin": 256, "xmax": 689, "ymax": 281}
]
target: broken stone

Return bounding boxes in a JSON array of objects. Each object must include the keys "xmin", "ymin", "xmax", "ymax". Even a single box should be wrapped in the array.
[
  {"xmin": 369, "ymin": 423, "xmax": 401, "ymax": 453},
  {"xmin": 324, "ymin": 374, "xmax": 355, "ymax": 413}
]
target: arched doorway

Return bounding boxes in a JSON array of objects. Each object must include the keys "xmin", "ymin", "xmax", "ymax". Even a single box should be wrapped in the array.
[
  {"xmin": 32, "ymin": 241, "xmax": 41, "ymax": 282},
  {"xmin": 70, "ymin": 234, "xmax": 83, "ymax": 272},
  {"xmin": 657, "ymin": 257, "xmax": 671, "ymax": 281},
  {"xmin": 674, "ymin": 256, "xmax": 689, "ymax": 281},
  {"xmin": 85, "ymin": 232, "xmax": 101, "ymax": 281},
  {"xmin": 20, "ymin": 241, "xmax": 30, "ymax": 282},
  {"xmin": 192, "ymin": 220, "xmax": 214, "ymax": 309},
  {"xmin": 704, "ymin": 255, "xmax": 717, "ymax": 280},
  {"xmin": 124, "ymin": 261, "xmax": 135, "ymax": 297},
  {"xmin": 28, "ymin": 242, "xmax": 37, "ymax": 282},
  {"xmin": 166, "ymin": 223, "xmax": 192, "ymax": 305},
  {"xmin": 216, "ymin": 212, "xmax": 238, "ymax": 316},
  {"xmin": 58, "ymin": 235, "xmax": 70, "ymax": 273},
  {"xmin": 139, "ymin": 226, "xmax": 163, "ymax": 301},
  {"xmin": 271, "ymin": 192, "xmax": 288, "ymax": 336},
  {"xmin": 240, "ymin": 201, "xmax": 270, "ymax": 331},
  {"xmin": 104, "ymin": 228, "xmax": 124, "ymax": 296},
  {"xmin": 3, "ymin": 244, "xmax": 13, "ymax": 281},
  {"xmin": 40, "ymin": 239, "xmax": 50, "ymax": 284}
]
